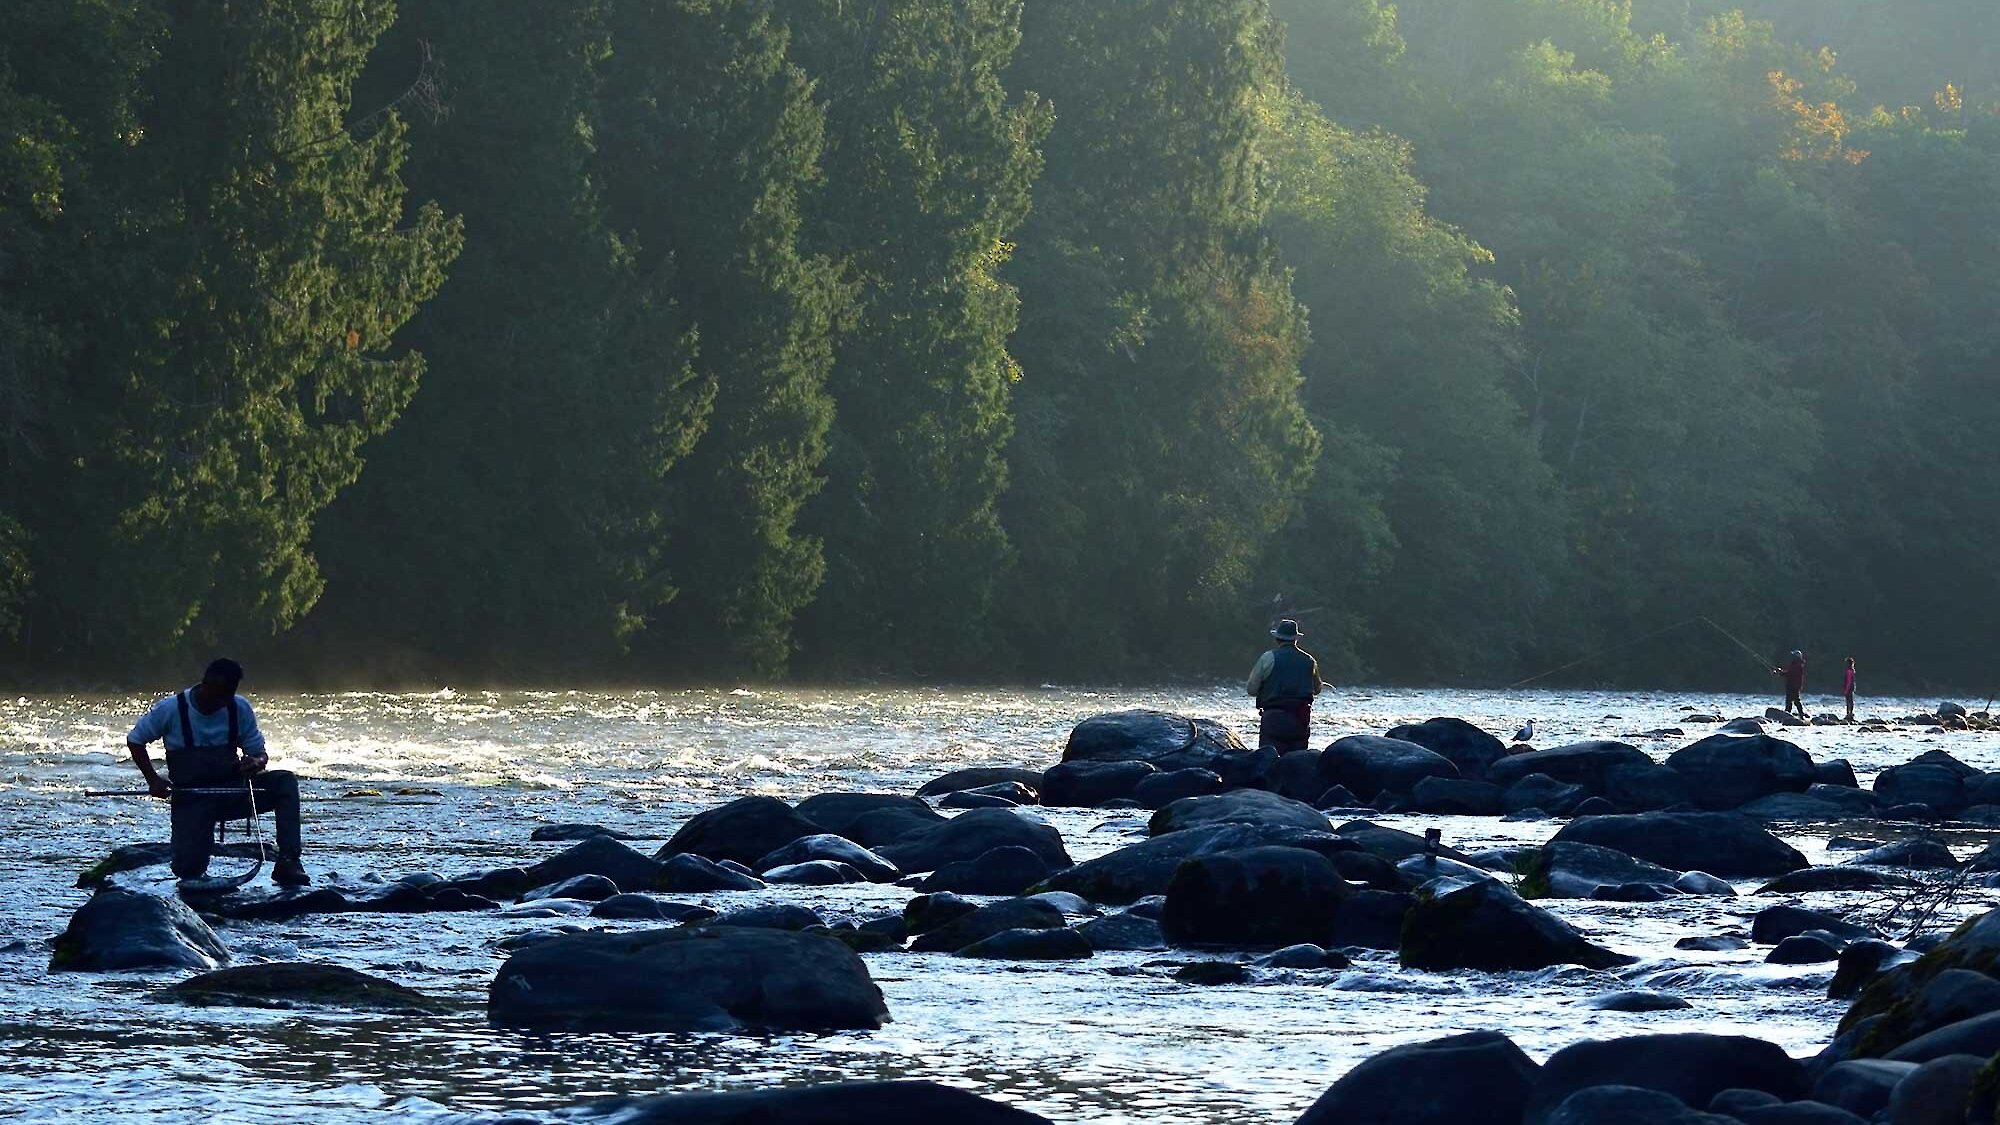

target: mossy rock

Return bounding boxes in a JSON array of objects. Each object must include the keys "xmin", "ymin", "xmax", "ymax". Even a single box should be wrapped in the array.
[
  {"xmin": 1841, "ymin": 912, "xmax": 2000, "ymax": 1054},
  {"xmin": 77, "ymin": 842, "xmax": 263, "ymax": 887},
  {"xmin": 152, "ymin": 962, "xmax": 454, "ymax": 1014},
  {"xmin": 1513, "ymin": 847, "xmax": 1552, "ymax": 900}
]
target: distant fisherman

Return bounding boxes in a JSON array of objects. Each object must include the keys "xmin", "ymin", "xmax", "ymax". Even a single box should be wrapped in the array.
[
  {"xmin": 1843, "ymin": 657, "xmax": 1857, "ymax": 723},
  {"xmin": 1248, "ymin": 619, "xmax": 1323, "ymax": 753},
  {"xmin": 126, "ymin": 658, "xmax": 310, "ymax": 887},
  {"xmin": 1772, "ymin": 650, "xmax": 1808, "ymax": 720}
]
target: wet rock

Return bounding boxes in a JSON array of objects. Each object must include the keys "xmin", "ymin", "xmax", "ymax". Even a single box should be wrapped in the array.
[
  {"xmin": 1676, "ymin": 934, "xmax": 1750, "ymax": 952},
  {"xmin": 955, "ymin": 927, "xmax": 1092, "ymax": 960},
  {"xmin": 1571, "ymin": 796, "xmax": 1618, "ymax": 816},
  {"xmin": 154, "ymin": 962, "xmax": 450, "ymax": 1013},
  {"xmin": 1767, "ymin": 707, "xmax": 1808, "ymax": 727},
  {"xmin": 1880, "ymin": 803, "xmax": 1943, "ymax": 823},
  {"xmin": 1175, "ymin": 960, "xmax": 1251, "ymax": 985},
  {"xmin": 579, "ymin": 1079, "xmax": 1053, "ymax": 1123},
  {"xmin": 1885, "ymin": 1053, "xmax": 1982, "ymax": 1125},
  {"xmin": 1600, "ymin": 762, "xmax": 1692, "ymax": 812},
  {"xmin": 1813, "ymin": 1059, "xmax": 1917, "ymax": 1120},
  {"xmin": 1736, "ymin": 793, "xmax": 1859, "ymax": 821},
  {"xmin": 953, "ymin": 781, "xmax": 1041, "ymax": 806},
  {"xmin": 1038, "ymin": 826, "xmax": 1226, "ymax": 904},
  {"xmin": 525, "ymin": 836, "xmax": 664, "ymax": 892},
  {"xmin": 1077, "ymin": 911, "xmax": 1167, "ymax": 951},
  {"xmin": 1549, "ymin": 1086, "xmax": 1739, "ymax": 1124},
  {"xmin": 1885, "ymin": 1010, "xmax": 2000, "ymax": 1063},
  {"xmin": 1663, "ymin": 733, "xmax": 1816, "ymax": 810},
  {"xmin": 706, "ymin": 904, "xmax": 825, "ymax": 931},
  {"xmin": 1504, "ymin": 774, "xmax": 1588, "ymax": 817},
  {"xmin": 909, "ymin": 898, "xmax": 1066, "ymax": 953},
  {"xmin": 1147, "ymin": 789, "xmax": 1330, "ymax": 836},
  {"xmin": 658, "ymin": 853, "xmax": 764, "ymax": 892},
  {"xmin": 1761, "ymin": 867, "xmax": 1916, "ymax": 894},
  {"xmin": 1397, "ymin": 854, "xmax": 1500, "ymax": 887},
  {"xmin": 657, "ymin": 796, "xmax": 823, "ymax": 867},
  {"xmin": 753, "ymin": 834, "xmax": 899, "ymax": 882},
  {"xmin": 1525, "ymin": 841, "xmax": 1684, "ymax": 899},
  {"xmin": 530, "ymin": 823, "xmax": 637, "ymax": 842},
  {"xmin": 1384, "ymin": 718, "xmax": 1511, "ymax": 780},
  {"xmin": 1753, "ymin": 905, "xmax": 1872, "ymax": 945},
  {"xmin": 1268, "ymin": 749, "xmax": 1339, "ymax": 803},
  {"xmin": 1827, "ymin": 939, "xmax": 1915, "ymax": 1000},
  {"xmin": 1411, "ymin": 777, "xmax": 1504, "ymax": 816},
  {"xmin": 1486, "ymin": 741, "xmax": 1654, "ymax": 793},
  {"xmin": 488, "ymin": 926, "xmax": 886, "ymax": 1033},
  {"xmin": 520, "ymin": 874, "xmax": 619, "ymax": 903},
  {"xmin": 1737, "ymin": 1101, "xmax": 1867, "ymax": 1124},
  {"xmin": 1293, "ymin": 1029, "xmax": 1539, "ymax": 1125},
  {"xmin": 939, "ymin": 790, "xmax": 1019, "ymax": 809},
  {"xmin": 1257, "ymin": 942, "xmax": 1347, "ymax": 969},
  {"xmin": 1131, "ymin": 767, "xmax": 1225, "ymax": 809},
  {"xmin": 1313, "ymin": 784, "xmax": 1362, "ymax": 810},
  {"xmin": 1160, "ymin": 846, "xmax": 1349, "ymax": 950},
  {"xmin": 589, "ymin": 894, "xmax": 716, "ymax": 922},
  {"xmin": 1552, "ymin": 812, "xmax": 1808, "ymax": 878},
  {"xmin": 917, "ymin": 846, "xmax": 1051, "ymax": 896},
  {"xmin": 794, "ymin": 793, "xmax": 943, "ymax": 839},
  {"xmin": 1322, "ymin": 735, "xmax": 1460, "ymax": 799},
  {"xmin": 1770, "ymin": 934, "xmax": 1843, "ymax": 964},
  {"xmin": 878, "ymin": 808, "xmax": 1071, "ymax": 874},
  {"xmin": 917, "ymin": 766, "xmax": 1048, "ymax": 799},
  {"xmin": 1334, "ymin": 820, "xmax": 1475, "ymax": 865},
  {"xmin": 1872, "ymin": 969, "xmax": 2000, "ymax": 1057},
  {"xmin": 1674, "ymin": 871, "xmax": 1735, "ymax": 896},
  {"xmin": 443, "ymin": 865, "xmax": 537, "ymax": 901},
  {"xmin": 1587, "ymin": 989, "xmax": 1691, "ymax": 1012},
  {"xmin": 1847, "ymin": 839, "xmax": 1959, "ymax": 869},
  {"xmin": 903, "ymin": 892, "xmax": 979, "ymax": 934},
  {"xmin": 1062, "ymin": 709, "xmax": 1247, "ymax": 774},
  {"xmin": 762, "ymin": 860, "xmax": 864, "ymax": 886},
  {"xmin": 1711, "ymin": 1088, "xmax": 1784, "ymax": 1115},
  {"xmin": 1040, "ymin": 759, "xmax": 1157, "ymax": 807},
  {"xmin": 1592, "ymin": 882, "xmax": 1680, "ymax": 902},
  {"xmin": 843, "ymin": 806, "xmax": 949, "ymax": 849},
  {"xmin": 1401, "ymin": 878, "xmax": 1633, "ymax": 972},
  {"xmin": 1815, "ymin": 760, "xmax": 1861, "ymax": 789},
  {"xmin": 1328, "ymin": 889, "xmax": 1414, "ymax": 951},
  {"xmin": 50, "ymin": 889, "xmax": 229, "ymax": 972},
  {"xmin": 1873, "ymin": 765, "xmax": 1969, "ymax": 817},
  {"xmin": 75, "ymin": 841, "xmax": 262, "ymax": 887},
  {"xmin": 1524, "ymin": 1034, "xmax": 1808, "ymax": 1125}
]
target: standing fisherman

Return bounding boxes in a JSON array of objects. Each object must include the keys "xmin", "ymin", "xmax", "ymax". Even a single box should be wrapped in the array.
[
  {"xmin": 1247, "ymin": 619, "xmax": 1323, "ymax": 753},
  {"xmin": 1772, "ymin": 650, "xmax": 1808, "ymax": 720},
  {"xmin": 126, "ymin": 658, "xmax": 310, "ymax": 887},
  {"xmin": 1843, "ymin": 657, "xmax": 1857, "ymax": 723}
]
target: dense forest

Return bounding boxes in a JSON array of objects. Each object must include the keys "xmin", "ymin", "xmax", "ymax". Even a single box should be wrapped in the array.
[{"xmin": 2, "ymin": 0, "xmax": 1996, "ymax": 692}]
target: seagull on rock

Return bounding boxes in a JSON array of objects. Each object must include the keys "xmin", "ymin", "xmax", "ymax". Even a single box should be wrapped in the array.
[{"xmin": 1513, "ymin": 718, "xmax": 1535, "ymax": 743}]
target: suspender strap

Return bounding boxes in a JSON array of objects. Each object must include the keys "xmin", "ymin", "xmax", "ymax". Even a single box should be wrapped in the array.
[
  {"xmin": 176, "ymin": 690, "xmax": 195, "ymax": 751},
  {"xmin": 227, "ymin": 694, "xmax": 238, "ymax": 751}
]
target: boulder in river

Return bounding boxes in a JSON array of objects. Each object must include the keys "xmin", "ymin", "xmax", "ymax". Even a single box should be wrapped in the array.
[
  {"xmin": 1845, "ymin": 839, "xmax": 1959, "ymax": 869},
  {"xmin": 1384, "ymin": 717, "xmax": 1511, "ymax": 780},
  {"xmin": 1160, "ymin": 846, "xmax": 1349, "ymax": 950},
  {"xmin": 1077, "ymin": 911, "xmax": 1168, "ymax": 952},
  {"xmin": 657, "ymin": 796, "xmax": 824, "ymax": 867},
  {"xmin": 1400, "ymin": 878, "xmax": 1634, "ymax": 972},
  {"xmin": 1752, "ymin": 905, "xmax": 1873, "ymax": 945},
  {"xmin": 1547, "ymin": 1086, "xmax": 1738, "ymax": 1124},
  {"xmin": 1663, "ymin": 732, "xmax": 1816, "ymax": 810},
  {"xmin": 1552, "ymin": 812, "xmax": 1808, "ymax": 878},
  {"xmin": 1521, "ymin": 841, "xmax": 1684, "ymax": 899},
  {"xmin": 1502, "ymin": 774, "xmax": 1587, "ymax": 817},
  {"xmin": 526, "ymin": 836, "xmax": 667, "ymax": 891},
  {"xmin": 520, "ymin": 874, "xmax": 620, "ymax": 903},
  {"xmin": 761, "ymin": 860, "xmax": 864, "ymax": 886},
  {"xmin": 1523, "ymin": 1033, "xmax": 1808, "ymax": 1125},
  {"xmin": 1334, "ymin": 820, "xmax": 1475, "ymax": 865},
  {"xmin": 1039, "ymin": 759, "xmax": 1156, "ymax": 807},
  {"xmin": 909, "ymin": 897, "xmax": 1066, "ymax": 954},
  {"xmin": 878, "ymin": 808, "xmax": 1071, "ymax": 873},
  {"xmin": 77, "ymin": 841, "xmax": 264, "ymax": 888},
  {"xmin": 1411, "ymin": 777, "xmax": 1504, "ymax": 816},
  {"xmin": 1601, "ymin": 763, "xmax": 1691, "ymax": 812},
  {"xmin": 658, "ymin": 852, "xmax": 765, "ymax": 892},
  {"xmin": 754, "ymin": 834, "xmax": 900, "ymax": 882},
  {"xmin": 489, "ymin": 926, "xmax": 885, "ymax": 1032},
  {"xmin": 1322, "ymin": 735, "xmax": 1460, "ymax": 800},
  {"xmin": 590, "ymin": 894, "xmax": 716, "ymax": 922},
  {"xmin": 956, "ymin": 927, "xmax": 1093, "ymax": 960},
  {"xmin": 1293, "ymin": 1030, "xmax": 1540, "ymax": 1125},
  {"xmin": 1872, "ymin": 765, "xmax": 1969, "ymax": 817},
  {"xmin": 916, "ymin": 767, "xmax": 1046, "ymax": 799},
  {"xmin": 1061, "ymin": 709, "xmax": 1247, "ymax": 774},
  {"xmin": 1485, "ymin": 740, "xmax": 1653, "ymax": 792},
  {"xmin": 1147, "ymin": 789, "xmax": 1330, "ymax": 836},
  {"xmin": 50, "ymin": 888, "xmax": 229, "ymax": 972},
  {"xmin": 530, "ymin": 823, "xmax": 639, "ymax": 842},
  {"xmin": 564, "ymin": 1079, "xmax": 1052, "ymax": 1124},
  {"xmin": 794, "ymin": 793, "xmax": 943, "ymax": 839},
  {"xmin": 1131, "ymin": 768, "xmax": 1225, "ymax": 809},
  {"xmin": 154, "ymin": 962, "xmax": 451, "ymax": 1013},
  {"xmin": 917, "ymin": 846, "xmax": 1051, "ymax": 896}
]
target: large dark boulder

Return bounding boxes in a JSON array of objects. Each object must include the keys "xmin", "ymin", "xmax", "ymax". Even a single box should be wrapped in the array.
[
  {"xmin": 1322, "ymin": 735, "xmax": 1460, "ymax": 800},
  {"xmin": 1385, "ymin": 718, "xmax": 1511, "ymax": 781},
  {"xmin": 1160, "ymin": 846, "xmax": 1349, "ymax": 950},
  {"xmin": 1663, "ymin": 733, "xmax": 1816, "ymax": 810},
  {"xmin": 1884, "ymin": 1011, "xmax": 2000, "ymax": 1063},
  {"xmin": 1411, "ymin": 777, "xmax": 1504, "ymax": 816},
  {"xmin": 795, "ymin": 793, "xmax": 942, "ymax": 839},
  {"xmin": 1335, "ymin": 820, "xmax": 1474, "ymax": 865},
  {"xmin": 530, "ymin": 823, "xmax": 637, "ymax": 842},
  {"xmin": 1523, "ymin": 1034, "xmax": 1809, "ymax": 1125},
  {"xmin": 754, "ymin": 834, "xmax": 900, "ymax": 882},
  {"xmin": 1552, "ymin": 812, "xmax": 1807, "ymax": 878},
  {"xmin": 916, "ymin": 767, "xmax": 1046, "ymax": 799},
  {"xmin": 1547, "ymin": 1087, "xmax": 1739, "ymax": 1125},
  {"xmin": 1294, "ymin": 1030, "xmax": 1538, "ymax": 1125},
  {"xmin": 525, "ymin": 836, "xmax": 665, "ymax": 891},
  {"xmin": 1873, "ymin": 765, "xmax": 1969, "ymax": 816},
  {"xmin": 1812, "ymin": 1059, "xmax": 1916, "ymax": 1120},
  {"xmin": 1486, "ymin": 741, "xmax": 1654, "ymax": 792},
  {"xmin": 956, "ymin": 927, "xmax": 1093, "ymax": 960},
  {"xmin": 1147, "ymin": 789, "xmax": 1330, "ymax": 836},
  {"xmin": 1039, "ymin": 760, "xmax": 1156, "ymax": 807},
  {"xmin": 1502, "ymin": 774, "xmax": 1587, "ymax": 817},
  {"xmin": 1077, "ymin": 912, "xmax": 1168, "ymax": 951},
  {"xmin": 658, "ymin": 797, "xmax": 824, "ymax": 867},
  {"xmin": 917, "ymin": 846, "xmax": 1051, "ymax": 897},
  {"xmin": 1602, "ymin": 763, "xmax": 1692, "ymax": 812},
  {"xmin": 570, "ymin": 1080, "xmax": 1052, "ymax": 1124},
  {"xmin": 878, "ymin": 808, "xmax": 1070, "ymax": 873},
  {"xmin": 50, "ymin": 889, "xmax": 229, "ymax": 972},
  {"xmin": 658, "ymin": 853, "xmax": 765, "ymax": 892},
  {"xmin": 1061, "ymin": 709, "xmax": 1247, "ymax": 774},
  {"xmin": 1845, "ymin": 839, "xmax": 1959, "ymax": 869},
  {"xmin": 1269, "ymin": 749, "xmax": 1339, "ymax": 802},
  {"xmin": 908, "ymin": 898, "xmax": 1066, "ymax": 953},
  {"xmin": 1329, "ymin": 889, "xmax": 1415, "ymax": 950},
  {"xmin": 1132, "ymin": 768, "xmax": 1226, "ymax": 809},
  {"xmin": 1526, "ymin": 841, "xmax": 1684, "ymax": 899},
  {"xmin": 1401, "ymin": 879, "xmax": 1633, "ymax": 972},
  {"xmin": 154, "ymin": 962, "xmax": 450, "ymax": 1013},
  {"xmin": 488, "ymin": 925, "xmax": 885, "ymax": 1032}
]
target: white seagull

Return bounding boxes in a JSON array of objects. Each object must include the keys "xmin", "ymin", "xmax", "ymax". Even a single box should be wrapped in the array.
[{"xmin": 1513, "ymin": 718, "xmax": 1535, "ymax": 743}]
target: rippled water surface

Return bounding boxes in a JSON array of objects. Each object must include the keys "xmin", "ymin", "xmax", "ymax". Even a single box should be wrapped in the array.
[{"xmin": 4, "ymin": 684, "xmax": 1999, "ymax": 1123}]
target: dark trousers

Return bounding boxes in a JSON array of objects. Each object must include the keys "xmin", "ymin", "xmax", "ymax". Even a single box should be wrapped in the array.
[
  {"xmin": 1258, "ymin": 702, "xmax": 1312, "ymax": 754},
  {"xmin": 1784, "ymin": 688, "xmax": 1805, "ymax": 717},
  {"xmin": 167, "ymin": 755, "xmax": 302, "ymax": 878}
]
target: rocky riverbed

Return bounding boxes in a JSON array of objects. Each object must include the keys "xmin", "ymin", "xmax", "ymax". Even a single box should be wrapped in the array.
[{"xmin": 5, "ymin": 685, "xmax": 2000, "ymax": 1123}]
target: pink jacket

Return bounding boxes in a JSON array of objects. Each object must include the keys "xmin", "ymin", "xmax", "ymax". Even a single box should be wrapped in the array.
[{"xmin": 1843, "ymin": 667, "xmax": 1856, "ymax": 694}]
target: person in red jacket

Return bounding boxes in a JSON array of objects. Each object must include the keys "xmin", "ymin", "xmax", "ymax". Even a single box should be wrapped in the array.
[
  {"xmin": 1772, "ymin": 650, "xmax": 1807, "ymax": 719},
  {"xmin": 1843, "ymin": 657, "xmax": 1857, "ymax": 722}
]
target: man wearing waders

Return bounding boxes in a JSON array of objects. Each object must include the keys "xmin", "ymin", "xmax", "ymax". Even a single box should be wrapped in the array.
[
  {"xmin": 1247, "ymin": 619, "xmax": 1323, "ymax": 753},
  {"xmin": 1773, "ymin": 650, "xmax": 1808, "ymax": 720},
  {"xmin": 125, "ymin": 658, "xmax": 310, "ymax": 886}
]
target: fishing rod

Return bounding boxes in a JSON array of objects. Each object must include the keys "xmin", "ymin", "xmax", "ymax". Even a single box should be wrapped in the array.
[
  {"xmin": 83, "ymin": 786, "xmax": 255, "ymax": 797},
  {"xmin": 1506, "ymin": 615, "xmax": 1778, "ymax": 690}
]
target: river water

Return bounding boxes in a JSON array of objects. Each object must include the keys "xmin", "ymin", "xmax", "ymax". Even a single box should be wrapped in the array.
[{"xmin": 3, "ymin": 684, "xmax": 1998, "ymax": 1124}]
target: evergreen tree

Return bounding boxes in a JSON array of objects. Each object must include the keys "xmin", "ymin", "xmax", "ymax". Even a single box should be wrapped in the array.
[
  {"xmin": 788, "ymin": 0, "xmax": 1049, "ymax": 677},
  {"xmin": 601, "ymin": 0, "xmax": 848, "ymax": 678},
  {"xmin": 1002, "ymin": 0, "xmax": 1319, "ymax": 676}
]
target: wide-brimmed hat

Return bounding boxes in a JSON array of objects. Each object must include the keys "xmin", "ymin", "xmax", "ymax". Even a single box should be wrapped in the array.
[{"xmin": 1271, "ymin": 620, "xmax": 1303, "ymax": 641}]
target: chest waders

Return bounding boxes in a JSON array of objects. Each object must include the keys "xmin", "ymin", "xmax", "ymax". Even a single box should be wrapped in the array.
[{"xmin": 167, "ymin": 690, "xmax": 264, "ymax": 891}]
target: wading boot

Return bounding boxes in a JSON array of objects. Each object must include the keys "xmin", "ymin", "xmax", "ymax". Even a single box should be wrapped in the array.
[{"xmin": 273, "ymin": 852, "xmax": 311, "ymax": 888}]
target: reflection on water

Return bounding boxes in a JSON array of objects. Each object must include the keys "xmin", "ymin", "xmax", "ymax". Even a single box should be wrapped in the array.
[{"xmin": 2, "ymin": 686, "xmax": 1998, "ymax": 1122}]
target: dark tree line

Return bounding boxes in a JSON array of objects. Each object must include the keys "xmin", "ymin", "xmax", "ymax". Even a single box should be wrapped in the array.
[{"xmin": 2, "ymin": 0, "xmax": 1995, "ymax": 692}]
